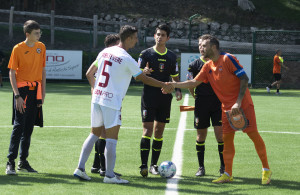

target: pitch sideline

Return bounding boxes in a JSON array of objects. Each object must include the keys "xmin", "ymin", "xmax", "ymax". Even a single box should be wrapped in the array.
[{"xmin": 165, "ymin": 93, "xmax": 189, "ymax": 195}]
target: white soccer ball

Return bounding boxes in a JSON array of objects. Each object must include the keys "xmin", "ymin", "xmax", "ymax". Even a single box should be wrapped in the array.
[{"xmin": 158, "ymin": 161, "xmax": 176, "ymax": 178}]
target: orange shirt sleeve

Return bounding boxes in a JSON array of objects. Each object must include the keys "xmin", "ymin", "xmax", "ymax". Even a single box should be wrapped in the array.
[
  {"xmin": 224, "ymin": 53, "xmax": 245, "ymax": 78},
  {"xmin": 8, "ymin": 46, "xmax": 19, "ymax": 70},
  {"xmin": 274, "ymin": 56, "xmax": 280, "ymax": 65},
  {"xmin": 42, "ymin": 44, "xmax": 46, "ymax": 67},
  {"xmin": 194, "ymin": 63, "xmax": 208, "ymax": 83}
]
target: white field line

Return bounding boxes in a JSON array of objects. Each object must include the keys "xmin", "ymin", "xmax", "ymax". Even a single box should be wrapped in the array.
[
  {"xmin": 165, "ymin": 94, "xmax": 189, "ymax": 195},
  {"xmin": 0, "ymin": 126, "xmax": 299, "ymax": 135}
]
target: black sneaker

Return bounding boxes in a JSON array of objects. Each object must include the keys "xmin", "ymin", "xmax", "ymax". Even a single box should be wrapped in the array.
[
  {"xmin": 99, "ymin": 169, "xmax": 122, "ymax": 177},
  {"xmin": 6, "ymin": 161, "xmax": 16, "ymax": 175},
  {"xmin": 149, "ymin": 165, "xmax": 159, "ymax": 175},
  {"xmin": 139, "ymin": 164, "xmax": 148, "ymax": 178},
  {"xmin": 99, "ymin": 168, "xmax": 106, "ymax": 176},
  {"xmin": 195, "ymin": 166, "xmax": 205, "ymax": 176},
  {"xmin": 91, "ymin": 167, "xmax": 100, "ymax": 173},
  {"xmin": 17, "ymin": 160, "xmax": 38, "ymax": 173},
  {"xmin": 219, "ymin": 165, "xmax": 225, "ymax": 176}
]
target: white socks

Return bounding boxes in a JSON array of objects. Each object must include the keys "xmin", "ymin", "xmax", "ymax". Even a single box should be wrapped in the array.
[
  {"xmin": 78, "ymin": 133, "xmax": 99, "ymax": 170},
  {"xmin": 105, "ymin": 138, "xmax": 117, "ymax": 178}
]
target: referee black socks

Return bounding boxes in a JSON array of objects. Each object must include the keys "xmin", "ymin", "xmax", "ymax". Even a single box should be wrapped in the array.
[
  {"xmin": 140, "ymin": 136, "xmax": 151, "ymax": 166},
  {"xmin": 196, "ymin": 141, "xmax": 205, "ymax": 167},
  {"xmin": 151, "ymin": 137, "xmax": 163, "ymax": 166}
]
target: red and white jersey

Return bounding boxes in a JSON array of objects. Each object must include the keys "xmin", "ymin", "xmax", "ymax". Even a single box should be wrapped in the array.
[{"xmin": 92, "ymin": 46, "xmax": 142, "ymax": 110}]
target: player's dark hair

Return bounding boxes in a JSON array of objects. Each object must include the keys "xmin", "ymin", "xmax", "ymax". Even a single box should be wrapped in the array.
[
  {"xmin": 23, "ymin": 20, "xmax": 40, "ymax": 34},
  {"xmin": 104, "ymin": 34, "xmax": 120, "ymax": 47},
  {"xmin": 200, "ymin": 34, "xmax": 219, "ymax": 50},
  {"xmin": 155, "ymin": 24, "xmax": 171, "ymax": 37},
  {"xmin": 275, "ymin": 49, "xmax": 281, "ymax": 54},
  {"xmin": 119, "ymin": 25, "xmax": 138, "ymax": 42}
]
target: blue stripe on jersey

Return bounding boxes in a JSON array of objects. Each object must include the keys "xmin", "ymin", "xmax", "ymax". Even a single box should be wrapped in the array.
[
  {"xmin": 133, "ymin": 70, "xmax": 142, "ymax": 77},
  {"xmin": 221, "ymin": 52, "xmax": 246, "ymax": 78}
]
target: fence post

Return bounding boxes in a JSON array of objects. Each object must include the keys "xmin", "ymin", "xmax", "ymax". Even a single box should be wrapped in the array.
[
  {"xmin": 93, "ymin": 15, "xmax": 98, "ymax": 48},
  {"xmin": 50, "ymin": 10, "xmax": 55, "ymax": 46},
  {"xmin": 9, "ymin": 6, "xmax": 14, "ymax": 41},
  {"xmin": 251, "ymin": 31, "xmax": 256, "ymax": 86}
]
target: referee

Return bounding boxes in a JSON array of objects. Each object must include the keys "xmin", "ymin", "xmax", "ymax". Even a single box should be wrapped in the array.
[
  {"xmin": 186, "ymin": 37, "xmax": 224, "ymax": 176},
  {"xmin": 138, "ymin": 24, "xmax": 182, "ymax": 177}
]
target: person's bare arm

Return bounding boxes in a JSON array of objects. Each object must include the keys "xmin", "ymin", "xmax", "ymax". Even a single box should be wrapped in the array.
[
  {"xmin": 9, "ymin": 69, "xmax": 25, "ymax": 113},
  {"xmin": 172, "ymin": 76, "xmax": 182, "ymax": 101},
  {"xmin": 86, "ymin": 63, "xmax": 98, "ymax": 94},
  {"xmin": 39, "ymin": 68, "xmax": 46, "ymax": 106},
  {"xmin": 231, "ymin": 74, "xmax": 249, "ymax": 115}
]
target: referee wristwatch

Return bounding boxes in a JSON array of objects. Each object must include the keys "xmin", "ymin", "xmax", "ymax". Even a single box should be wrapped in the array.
[{"xmin": 14, "ymin": 94, "xmax": 20, "ymax": 99}]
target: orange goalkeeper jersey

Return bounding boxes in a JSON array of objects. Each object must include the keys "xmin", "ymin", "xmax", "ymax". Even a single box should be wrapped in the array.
[
  {"xmin": 195, "ymin": 52, "xmax": 253, "ymax": 111},
  {"xmin": 8, "ymin": 41, "xmax": 46, "ymax": 82},
  {"xmin": 273, "ymin": 55, "xmax": 281, "ymax": 74}
]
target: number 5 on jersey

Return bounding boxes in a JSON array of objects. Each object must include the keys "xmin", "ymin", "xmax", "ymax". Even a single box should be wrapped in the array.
[{"xmin": 99, "ymin": 60, "xmax": 112, "ymax": 88}]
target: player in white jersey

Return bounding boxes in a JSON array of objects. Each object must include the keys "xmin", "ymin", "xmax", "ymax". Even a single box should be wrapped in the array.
[{"xmin": 73, "ymin": 25, "xmax": 173, "ymax": 184}]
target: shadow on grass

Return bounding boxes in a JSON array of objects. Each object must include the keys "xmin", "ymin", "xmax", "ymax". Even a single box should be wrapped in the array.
[
  {"xmin": 1, "ymin": 173, "xmax": 299, "ymax": 193},
  {"xmin": 250, "ymin": 90, "xmax": 300, "ymax": 97},
  {"xmin": 0, "ymin": 173, "xmax": 88, "ymax": 186}
]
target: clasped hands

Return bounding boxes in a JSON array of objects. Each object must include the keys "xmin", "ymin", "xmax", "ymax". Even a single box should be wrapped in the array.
[{"xmin": 161, "ymin": 82, "xmax": 175, "ymax": 94}]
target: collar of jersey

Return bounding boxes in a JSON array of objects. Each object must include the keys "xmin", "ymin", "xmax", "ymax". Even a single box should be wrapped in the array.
[
  {"xmin": 200, "ymin": 56, "xmax": 207, "ymax": 63},
  {"xmin": 153, "ymin": 46, "xmax": 167, "ymax": 56}
]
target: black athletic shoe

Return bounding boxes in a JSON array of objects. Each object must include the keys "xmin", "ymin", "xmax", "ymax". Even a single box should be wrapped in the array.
[
  {"xmin": 219, "ymin": 165, "xmax": 225, "ymax": 176},
  {"xmin": 149, "ymin": 165, "xmax": 159, "ymax": 175},
  {"xmin": 99, "ymin": 168, "xmax": 106, "ymax": 176},
  {"xmin": 17, "ymin": 160, "xmax": 38, "ymax": 173},
  {"xmin": 139, "ymin": 164, "xmax": 148, "ymax": 178},
  {"xmin": 195, "ymin": 166, "xmax": 205, "ymax": 176},
  {"xmin": 99, "ymin": 169, "xmax": 122, "ymax": 177},
  {"xmin": 6, "ymin": 161, "xmax": 16, "ymax": 175},
  {"xmin": 91, "ymin": 167, "xmax": 100, "ymax": 173}
]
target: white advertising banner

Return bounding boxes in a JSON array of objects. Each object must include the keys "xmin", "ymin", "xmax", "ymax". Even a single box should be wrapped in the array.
[
  {"xmin": 180, "ymin": 53, "xmax": 252, "ymax": 83},
  {"xmin": 46, "ymin": 50, "xmax": 82, "ymax": 80}
]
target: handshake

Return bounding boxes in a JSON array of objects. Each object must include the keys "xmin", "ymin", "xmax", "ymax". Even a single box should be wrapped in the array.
[{"xmin": 161, "ymin": 82, "xmax": 176, "ymax": 94}]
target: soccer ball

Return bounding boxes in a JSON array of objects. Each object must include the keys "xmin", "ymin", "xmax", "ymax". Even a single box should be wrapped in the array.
[{"xmin": 158, "ymin": 161, "xmax": 176, "ymax": 178}]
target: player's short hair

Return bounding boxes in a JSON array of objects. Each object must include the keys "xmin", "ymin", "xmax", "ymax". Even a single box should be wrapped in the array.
[
  {"xmin": 119, "ymin": 25, "xmax": 138, "ymax": 42},
  {"xmin": 275, "ymin": 49, "xmax": 281, "ymax": 54},
  {"xmin": 200, "ymin": 34, "xmax": 219, "ymax": 50},
  {"xmin": 155, "ymin": 24, "xmax": 171, "ymax": 37},
  {"xmin": 23, "ymin": 20, "xmax": 40, "ymax": 34},
  {"xmin": 104, "ymin": 34, "xmax": 120, "ymax": 47}
]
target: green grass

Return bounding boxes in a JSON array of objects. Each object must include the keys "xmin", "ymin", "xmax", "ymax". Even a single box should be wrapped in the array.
[{"xmin": 0, "ymin": 82, "xmax": 300, "ymax": 194}]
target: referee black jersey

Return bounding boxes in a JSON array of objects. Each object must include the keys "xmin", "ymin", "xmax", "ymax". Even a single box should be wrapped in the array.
[
  {"xmin": 188, "ymin": 58, "xmax": 216, "ymax": 96},
  {"xmin": 138, "ymin": 47, "xmax": 178, "ymax": 94}
]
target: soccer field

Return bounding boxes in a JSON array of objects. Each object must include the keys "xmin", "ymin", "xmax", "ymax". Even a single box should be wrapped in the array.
[{"xmin": 0, "ymin": 82, "xmax": 300, "ymax": 194}]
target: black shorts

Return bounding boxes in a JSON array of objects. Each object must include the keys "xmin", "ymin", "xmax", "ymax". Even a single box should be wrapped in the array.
[
  {"xmin": 274, "ymin": 73, "xmax": 281, "ymax": 81},
  {"xmin": 194, "ymin": 95, "xmax": 222, "ymax": 129},
  {"xmin": 141, "ymin": 93, "xmax": 173, "ymax": 123}
]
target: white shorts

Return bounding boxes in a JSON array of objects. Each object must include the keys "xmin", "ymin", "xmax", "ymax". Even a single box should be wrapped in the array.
[{"xmin": 91, "ymin": 103, "xmax": 122, "ymax": 129}]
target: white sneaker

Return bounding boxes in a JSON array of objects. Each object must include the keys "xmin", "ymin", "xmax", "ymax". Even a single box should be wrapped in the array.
[
  {"xmin": 266, "ymin": 87, "xmax": 270, "ymax": 93},
  {"xmin": 103, "ymin": 175, "xmax": 129, "ymax": 184},
  {"xmin": 74, "ymin": 168, "xmax": 91, "ymax": 181},
  {"xmin": 276, "ymin": 92, "xmax": 281, "ymax": 95}
]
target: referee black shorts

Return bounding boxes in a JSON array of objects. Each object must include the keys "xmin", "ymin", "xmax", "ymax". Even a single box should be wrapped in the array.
[
  {"xmin": 274, "ymin": 73, "xmax": 281, "ymax": 81},
  {"xmin": 194, "ymin": 95, "xmax": 222, "ymax": 129},
  {"xmin": 141, "ymin": 94, "xmax": 173, "ymax": 123}
]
